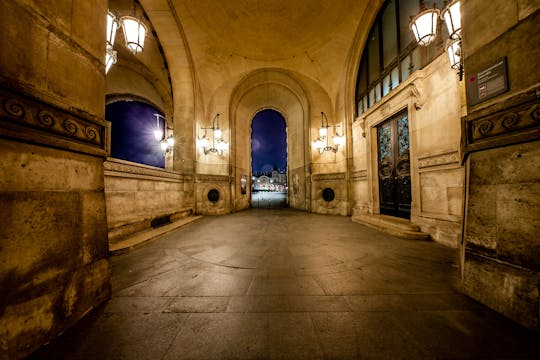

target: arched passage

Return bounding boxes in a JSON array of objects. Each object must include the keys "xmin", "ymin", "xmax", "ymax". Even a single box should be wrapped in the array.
[{"xmin": 230, "ymin": 69, "xmax": 310, "ymax": 212}]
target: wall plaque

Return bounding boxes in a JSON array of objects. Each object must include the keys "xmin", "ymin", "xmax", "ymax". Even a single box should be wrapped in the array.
[{"xmin": 467, "ymin": 57, "xmax": 508, "ymax": 106}]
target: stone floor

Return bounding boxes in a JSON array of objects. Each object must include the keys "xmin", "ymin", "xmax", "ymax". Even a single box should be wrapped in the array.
[{"xmin": 31, "ymin": 209, "xmax": 540, "ymax": 359}]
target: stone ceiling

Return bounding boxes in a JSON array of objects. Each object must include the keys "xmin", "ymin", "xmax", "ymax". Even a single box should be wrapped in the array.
[{"xmin": 173, "ymin": 0, "xmax": 369, "ymax": 61}]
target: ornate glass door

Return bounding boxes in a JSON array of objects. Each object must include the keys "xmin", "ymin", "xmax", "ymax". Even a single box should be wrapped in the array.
[{"xmin": 377, "ymin": 110, "xmax": 411, "ymax": 219}]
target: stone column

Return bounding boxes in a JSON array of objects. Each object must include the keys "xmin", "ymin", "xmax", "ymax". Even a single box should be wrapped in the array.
[{"xmin": 0, "ymin": 1, "xmax": 110, "ymax": 358}]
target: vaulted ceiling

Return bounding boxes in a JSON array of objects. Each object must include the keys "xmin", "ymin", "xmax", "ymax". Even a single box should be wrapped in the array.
[{"xmin": 110, "ymin": 0, "xmax": 383, "ymax": 119}]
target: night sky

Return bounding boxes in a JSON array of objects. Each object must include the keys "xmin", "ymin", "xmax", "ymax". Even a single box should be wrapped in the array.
[
  {"xmin": 105, "ymin": 101, "xmax": 165, "ymax": 168},
  {"xmin": 251, "ymin": 109, "xmax": 287, "ymax": 174}
]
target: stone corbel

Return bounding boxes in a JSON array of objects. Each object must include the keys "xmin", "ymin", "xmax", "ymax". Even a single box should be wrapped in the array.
[
  {"xmin": 359, "ymin": 117, "xmax": 367, "ymax": 137},
  {"xmin": 410, "ymin": 82, "xmax": 425, "ymax": 110}
]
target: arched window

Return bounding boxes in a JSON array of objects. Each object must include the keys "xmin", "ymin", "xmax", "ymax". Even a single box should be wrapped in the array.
[
  {"xmin": 105, "ymin": 100, "xmax": 166, "ymax": 168},
  {"xmin": 355, "ymin": 0, "xmax": 448, "ymax": 116}
]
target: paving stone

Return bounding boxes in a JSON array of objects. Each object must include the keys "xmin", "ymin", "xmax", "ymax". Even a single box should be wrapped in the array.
[{"xmin": 30, "ymin": 210, "xmax": 540, "ymax": 359}]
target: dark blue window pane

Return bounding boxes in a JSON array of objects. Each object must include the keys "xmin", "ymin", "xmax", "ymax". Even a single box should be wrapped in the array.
[{"xmin": 105, "ymin": 101, "xmax": 165, "ymax": 168}]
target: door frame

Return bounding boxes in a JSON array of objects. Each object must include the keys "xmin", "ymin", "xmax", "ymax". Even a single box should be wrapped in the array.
[
  {"xmin": 375, "ymin": 109, "xmax": 412, "ymax": 219},
  {"xmin": 364, "ymin": 93, "xmax": 421, "ymax": 219}
]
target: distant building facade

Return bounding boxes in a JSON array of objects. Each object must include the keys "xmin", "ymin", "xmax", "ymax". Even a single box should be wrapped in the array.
[{"xmin": 252, "ymin": 170, "xmax": 287, "ymax": 192}]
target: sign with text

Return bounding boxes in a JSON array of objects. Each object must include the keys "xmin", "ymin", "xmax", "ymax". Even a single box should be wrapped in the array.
[{"xmin": 466, "ymin": 57, "xmax": 508, "ymax": 106}]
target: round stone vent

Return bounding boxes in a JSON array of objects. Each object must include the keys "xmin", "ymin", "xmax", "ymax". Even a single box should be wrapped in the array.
[
  {"xmin": 322, "ymin": 188, "xmax": 335, "ymax": 202},
  {"xmin": 207, "ymin": 189, "xmax": 220, "ymax": 203}
]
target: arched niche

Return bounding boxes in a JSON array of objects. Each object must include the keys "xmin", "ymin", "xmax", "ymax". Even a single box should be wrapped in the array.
[{"xmin": 230, "ymin": 69, "xmax": 310, "ymax": 211}]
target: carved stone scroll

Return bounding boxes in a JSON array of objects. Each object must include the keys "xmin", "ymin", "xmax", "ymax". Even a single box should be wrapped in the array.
[{"xmin": 0, "ymin": 86, "xmax": 108, "ymax": 157}]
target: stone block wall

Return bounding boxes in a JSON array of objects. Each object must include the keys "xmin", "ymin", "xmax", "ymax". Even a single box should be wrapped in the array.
[
  {"xmin": 462, "ymin": 142, "xmax": 539, "ymax": 329},
  {"xmin": 104, "ymin": 158, "xmax": 193, "ymax": 241},
  {"xmin": 461, "ymin": 2, "xmax": 540, "ymax": 330},
  {"xmin": 311, "ymin": 173, "xmax": 348, "ymax": 215},
  {"xmin": 195, "ymin": 175, "xmax": 232, "ymax": 215}
]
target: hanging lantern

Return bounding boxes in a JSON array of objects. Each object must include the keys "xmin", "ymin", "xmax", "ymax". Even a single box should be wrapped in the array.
[
  {"xmin": 213, "ymin": 128, "xmax": 223, "ymax": 140},
  {"xmin": 441, "ymin": 0, "xmax": 461, "ymax": 40},
  {"xmin": 197, "ymin": 135, "xmax": 209, "ymax": 149},
  {"xmin": 410, "ymin": 3, "xmax": 440, "ymax": 46},
  {"xmin": 446, "ymin": 38, "xmax": 461, "ymax": 70},
  {"xmin": 105, "ymin": 11, "xmax": 119, "ymax": 74},
  {"xmin": 107, "ymin": 11, "xmax": 119, "ymax": 47},
  {"xmin": 166, "ymin": 135, "xmax": 175, "ymax": 148},
  {"xmin": 216, "ymin": 140, "xmax": 228, "ymax": 152},
  {"xmin": 120, "ymin": 15, "xmax": 148, "ymax": 53},
  {"xmin": 313, "ymin": 139, "xmax": 324, "ymax": 150},
  {"xmin": 333, "ymin": 133, "xmax": 345, "ymax": 146}
]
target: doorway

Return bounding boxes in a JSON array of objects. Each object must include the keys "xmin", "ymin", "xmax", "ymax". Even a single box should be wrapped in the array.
[
  {"xmin": 251, "ymin": 109, "xmax": 287, "ymax": 209},
  {"xmin": 377, "ymin": 109, "xmax": 411, "ymax": 219}
]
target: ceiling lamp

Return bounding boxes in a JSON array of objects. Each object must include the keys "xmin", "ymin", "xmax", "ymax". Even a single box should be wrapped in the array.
[
  {"xmin": 409, "ymin": 1, "xmax": 440, "ymax": 46},
  {"xmin": 197, "ymin": 114, "xmax": 228, "ymax": 155},
  {"xmin": 153, "ymin": 114, "xmax": 174, "ymax": 154},
  {"xmin": 107, "ymin": 11, "xmax": 119, "ymax": 48},
  {"xmin": 105, "ymin": 11, "xmax": 119, "ymax": 74},
  {"xmin": 441, "ymin": 0, "xmax": 461, "ymax": 40},
  {"xmin": 120, "ymin": 15, "xmax": 148, "ymax": 54},
  {"xmin": 410, "ymin": 0, "xmax": 463, "ymax": 80},
  {"xmin": 313, "ymin": 112, "xmax": 344, "ymax": 154}
]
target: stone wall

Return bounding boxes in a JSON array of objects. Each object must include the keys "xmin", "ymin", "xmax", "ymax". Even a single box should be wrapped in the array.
[
  {"xmin": 460, "ymin": 2, "xmax": 540, "ymax": 330},
  {"xmin": 352, "ymin": 53, "xmax": 464, "ymax": 247},
  {"xmin": 195, "ymin": 175, "xmax": 232, "ymax": 215},
  {"xmin": 0, "ymin": 1, "xmax": 110, "ymax": 358},
  {"xmin": 104, "ymin": 158, "xmax": 193, "ymax": 240}
]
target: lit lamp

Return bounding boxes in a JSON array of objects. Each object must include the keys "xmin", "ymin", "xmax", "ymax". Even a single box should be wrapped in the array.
[
  {"xmin": 120, "ymin": 15, "xmax": 148, "ymax": 54},
  {"xmin": 442, "ymin": 0, "xmax": 461, "ymax": 39},
  {"xmin": 409, "ymin": 1, "xmax": 440, "ymax": 46},
  {"xmin": 313, "ymin": 112, "xmax": 344, "ymax": 154},
  {"xmin": 153, "ymin": 114, "xmax": 174, "ymax": 154},
  {"xmin": 446, "ymin": 38, "xmax": 461, "ymax": 70},
  {"xmin": 197, "ymin": 114, "xmax": 228, "ymax": 155},
  {"xmin": 410, "ymin": 0, "xmax": 463, "ymax": 80},
  {"xmin": 442, "ymin": 0, "xmax": 463, "ymax": 80},
  {"xmin": 105, "ymin": 11, "xmax": 119, "ymax": 74}
]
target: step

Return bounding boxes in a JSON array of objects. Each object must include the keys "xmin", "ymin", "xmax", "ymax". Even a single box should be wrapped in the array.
[
  {"xmin": 351, "ymin": 213, "xmax": 429, "ymax": 240},
  {"xmin": 109, "ymin": 215, "xmax": 203, "ymax": 255}
]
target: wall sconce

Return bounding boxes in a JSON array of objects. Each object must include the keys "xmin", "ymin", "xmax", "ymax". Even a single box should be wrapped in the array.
[
  {"xmin": 197, "ymin": 113, "xmax": 228, "ymax": 155},
  {"xmin": 105, "ymin": 11, "xmax": 119, "ymax": 74},
  {"xmin": 153, "ymin": 114, "xmax": 174, "ymax": 154},
  {"xmin": 410, "ymin": 0, "xmax": 463, "ymax": 80},
  {"xmin": 313, "ymin": 112, "xmax": 345, "ymax": 154},
  {"xmin": 105, "ymin": 2, "xmax": 148, "ymax": 74}
]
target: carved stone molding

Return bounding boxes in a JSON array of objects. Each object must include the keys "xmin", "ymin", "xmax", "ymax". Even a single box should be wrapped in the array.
[
  {"xmin": 312, "ymin": 172, "xmax": 346, "ymax": 181},
  {"xmin": 352, "ymin": 170, "xmax": 368, "ymax": 181},
  {"xmin": 104, "ymin": 158, "xmax": 186, "ymax": 182},
  {"xmin": 380, "ymin": 104, "xmax": 391, "ymax": 117},
  {"xmin": 0, "ymin": 86, "xmax": 108, "ymax": 157},
  {"xmin": 418, "ymin": 150, "xmax": 460, "ymax": 171},
  {"xmin": 197, "ymin": 174, "xmax": 230, "ymax": 183},
  {"xmin": 462, "ymin": 88, "xmax": 540, "ymax": 160}
]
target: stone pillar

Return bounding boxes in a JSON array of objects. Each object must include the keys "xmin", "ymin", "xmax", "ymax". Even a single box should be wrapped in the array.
[
  {"xmin": 0, "ymin": 1, "xmax": 110, "ymax": 358},
  {"xmin": 460, "ymin": 1, "xmax": 540, "ymax": 330}
]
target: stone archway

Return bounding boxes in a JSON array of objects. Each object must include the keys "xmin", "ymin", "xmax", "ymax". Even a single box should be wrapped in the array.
[{"xmin": 229, "ymin": 69, "xmax": 311, "ymax": 212}]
